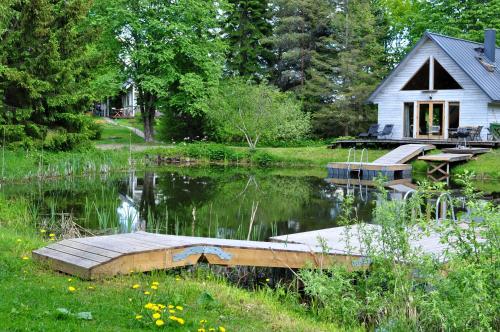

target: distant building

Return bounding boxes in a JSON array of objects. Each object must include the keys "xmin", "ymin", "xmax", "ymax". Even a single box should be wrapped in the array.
[
  {"xmin": 368, "ymin": 29, "xmax": 500, "ymax": 140},
  {"xmin": 97, "ymin": 79, "xmax": 137, "ymax": 118}
]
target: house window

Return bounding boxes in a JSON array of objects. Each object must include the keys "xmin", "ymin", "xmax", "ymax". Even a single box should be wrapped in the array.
[
  {"xmin": 403, "ymin": 102, "xmax": 414, "ymax": 137},
  {"xmin": 402, "ymin": 60, "xmax": 430, "ymax": 90},
  {"xmin": 402, "ymin": 58, "xmax": 462, "ymax": 91},
  {"xmin": 448, "ymin": 102, "xmax": 460, "ymax": 129},
  {"xmin": 434, "ymin": 60, "xmax": 462, "ymax": 89}
]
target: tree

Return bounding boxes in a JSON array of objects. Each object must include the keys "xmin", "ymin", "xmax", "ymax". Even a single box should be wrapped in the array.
[
  {"xmin": 224, "ymin": 0, "xmax": 273, "ymax": 78},
  {"xmin": 0, "ymin": 0, "xmax": 119, "ymax": 125},
  {"xmin": 313, "ymin": 0, "xmax": 387, "ymax": 136},
  {"xmin": 105, "ymin": 0, "xmax": 227, "ymax": 142},
  {"xmin": 207, "ymin": 78, "xmax": 310, "ymax": 149}
]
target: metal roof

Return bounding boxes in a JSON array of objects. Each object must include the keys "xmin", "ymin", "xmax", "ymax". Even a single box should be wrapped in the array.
[{"xmin": 368, "ymin": 32, "xmax": 500, "ymax": 103}]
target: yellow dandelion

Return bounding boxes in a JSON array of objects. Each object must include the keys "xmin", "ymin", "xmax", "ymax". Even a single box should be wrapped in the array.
[
  {"xmin": 198, "ymin": 329, "xmax": 206, "ymax": 332},
  {"xmin": 151, "ymin": 285, "xmax": 158, "ymax": 290},
  {"xmin": 169, "ymin": 309, "xmax": 175, "ymax": 314},
  {"xmin": 209, "ymin": 328, "xmax": 216, "ymax": 332},
  {"xmin": 152, "ymin": 305, "xmax": 160, "ymax": 311},
  {"xmin": 144, "ymin": 302, "xmax": 154, "ymax": 309},
  {"xmin": 219, "ymin": 327, "xmax": 226, "ymax": 332},
  {"xmin": 132, "ymin": 284, "xmax": 140, "ymax": 289},
  {"xmin": 176, "ymin": 318, "xmax": 185, "ymax": 325},
  {"xmin": 157, "ymin": 304, "xmax": 166, "ymax": 310},
  {"xmin": 68, "ymin": 286, "xmax": 76, "ymax": 292},
  {"xmin": 49, "ymin": 238, "xmax": 55, "ymax": 241},
  {"xmin": 67, "ymin": 278, "xmax": 73, "ymax": 282},
  {"xmin": 265, "ymin": 278, "xmax": 270, "ymax": 282},
  {"xmin": 152, "ymin": 313, "xmax": 161, "ymax": 320},
  {"xmin": 168, "ymin": 304, "xmax": 174, "ymax": 309},
  {"xmin": 152, "ymin": 281, "xmax": 159, "ymax": 286},
  {"xmin": 175, "ymin": 305, "xmax": 183, "ymax": 311},
  {"xmin": 21, "ymin": 256, "xmax": 29, "ymax": 260},
  {"xmin": 175, "ymin": 277, "xmax": 181, "ymax": 281},
  {"xmin": 200, "ymin": 319, "xmax": 208, "ymax": 324},
  {"xmin": 135, "ymin": 315, "xmax": 143, "ymax": 320},
  {"xmin": 16, "ymin": 239, "xmax": 22, "ymax": 243},
  {"xmin": 49, "ymin": 233, "xmax": 56, "ymax": 237},
  {"xmin": 40, "ymin": 229, "xmax": 46, "ymax": 233},
  {"xmin": 144, "ymin": 291, "xmax": 151, "ymax": 295},
  {"xmin": 155, "ymin": 319, "xmax": 165, "ymax": 327}
]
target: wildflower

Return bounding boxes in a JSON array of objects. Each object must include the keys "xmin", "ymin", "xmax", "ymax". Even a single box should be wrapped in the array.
[
  {"xmin": 68, "ymin": 286, "xmax": 76, "ymax": 292},
  {"xmin": 152, "ymin": 281, "xmax": 159, "ymax": 286},
  {"xmin": 169, "ymin": 309, "xmax": 175, "ymax": 314},
  {"xmin": 129, "ymin": 298, "xmax": 132, "ymax": 302},
  {"xmin": 177, "ymin": 318, "xmax": 185, "ymax": 325},
  {"xmin": 175, "ymin": 276, "xmax": 181, "ymax": 281},
  {"xmin": 144, "ymin": 303, "xmax": 154, "ymax": 310},
  {"xmin": 209, "ymin": 328, "xmax": 216, "ymax": 332},
  {"xmin": 132, "ymin": 284, "xmax": 140, "ymax": 289},
  {"xmin": 135, "ymin": 315, "xmax": 143, "ymax": 320},
  {"xmin": 152, "ymin": 313, "xmax": 161, "ymax": 320},
  {"xmin": 16, "ymin": 239, "xmax": 22, "ymax": 243},
  {"xmin": 155, "ymin": 319, "xmax": 165, "ymax": 327},
  {"xmin": 152, "ymin": 305, "xmax": 160, "ymax": 311},
  {"xmin": 67, "ymin": 278, "xmax": 73, "ymax": 282},
  {"xmin": 168, "ymin": 305, "xmax": 174, "ymax": 309},
  {"xmin": 198, "ymin": 329, "xmax": 206, "ymax": 332},
  {"xmin": 200, "ymin": 319, "xmax": 207, "ymax": 324},
  {"xmin": 157, "ymin": 304, "xmax": 166, "ymax": 310},
  {"xmin": 175, "ymin": 305, "xmax": 183, "ymax": 311},
  {"xmin": 87, "ymin": 286, "xmax": 95, "ymax": 290},
  {"xmin": 265, "ymin": 278, "xmax": 270, "ymax": 282},
  {"xmin": 169, "ymin": 316, "xmax": 177, "ymax": 321},
  {"xmin": 219, "ymin": 327, "xmax": 226, "ymax": 332},
  {"xmin": 151, "ymin": 285, "xmax": 158, "ymax": 290},
  {"xmin": 21, "ymin": 256, "xmax": 29, "ymax": 260},
  {"xmin": 40, "ymin": 229, "xmax": 46, "ymax": 233},
  {"xmin": 49, "ymin": 233, "xmax": 56, "ymax": 237},
  {"xmin": 144, "ymin": 291, "xmax": 151, "ymax": 295}
]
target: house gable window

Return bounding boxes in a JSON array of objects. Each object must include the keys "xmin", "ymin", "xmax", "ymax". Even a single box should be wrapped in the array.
[
  {"xmin": 402, "ymin": 57, "xmax": 462, "ymax": 91},
  {"xmin": 402, "ymin": 60, "xmax": 430, "ymax": 90}
]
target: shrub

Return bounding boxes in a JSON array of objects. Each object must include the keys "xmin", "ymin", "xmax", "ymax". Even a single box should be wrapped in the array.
[
  {"xmin": 43, "ymin": 132, "xmax": 93, "ymax": 152},
  {"xmin": 0, "ymin": 125, "xmax": 27, "ymax": 143},
  {"xmin": 24, "ymin": 123, "xmax": 47, "ymax": 140},
  {"xmin": 54, "ymin": 113, "xmax": 101, "ymax": 140},
  {"xmin": 251, "ymin": 151, "xmax": 276, "ymax": 167}
]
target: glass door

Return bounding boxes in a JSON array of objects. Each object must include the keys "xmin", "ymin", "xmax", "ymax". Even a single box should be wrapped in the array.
[{"xmin": 417, "ymin": 102, "xmax": 444, "ymax": 139}]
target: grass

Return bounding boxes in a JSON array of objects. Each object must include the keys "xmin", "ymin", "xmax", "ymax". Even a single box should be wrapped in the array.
[
  {"xmin": 98, "ymin": 122, "xmax": 145, "ymax": 145},
  {"xmin": 0, "ymin": 196, "xmax": 339, "ymax": 331},
  {"xmin": 114, "ymin": 117, "xmax": 145, "ymax": 132}
]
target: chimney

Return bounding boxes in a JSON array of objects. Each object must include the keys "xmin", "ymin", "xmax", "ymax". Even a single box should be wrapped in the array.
[{"xmin": 484, "ymin": 29, "xmax": 496, "ymax": 62}]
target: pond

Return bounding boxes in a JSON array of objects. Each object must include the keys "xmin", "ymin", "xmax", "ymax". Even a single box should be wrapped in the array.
[{"xmin": 1, "ymin": 166, "xmax": 498, "ymax": 241}]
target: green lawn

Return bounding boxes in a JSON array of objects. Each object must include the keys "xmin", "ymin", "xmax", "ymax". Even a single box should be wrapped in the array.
[
  {"xmin": 114, "ymin": 117, "xmax": 145, "ymax": 132},
  {"xmin": 98, "ymin": 122, "xmax": 145, "ymax": 145},
  {"xmin": 0, "ymin": 197, "xmax": 339, "ymax": 332}
]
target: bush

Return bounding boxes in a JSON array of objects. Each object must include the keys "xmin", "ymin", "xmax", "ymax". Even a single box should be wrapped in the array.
[
  {"xmin": 54, "ymin": 113, "xmax": 101, "ymax": 140},
  {"xmin": 0, "ymin": 125, "xmax": 27, "ymax": 143},
  {"xmin": 251, "ymin": 151, "xmax": 276, "ymax": 167},
  {"xmin": 24, "ymin": 123, "xmax": 47, "ymax": 140},
  {"xmin": 43, "ymin": 132, "xmax": 93, "ymax": 152}
]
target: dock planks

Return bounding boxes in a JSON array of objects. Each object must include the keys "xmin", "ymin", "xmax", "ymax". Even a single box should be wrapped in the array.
[
  {"xmin": 373, "ymin": 144, "xmax": 435, "ymax": 164},
  {"xmin": 32, "ymin": 232, "xmax": 365, "ymax": 279}
]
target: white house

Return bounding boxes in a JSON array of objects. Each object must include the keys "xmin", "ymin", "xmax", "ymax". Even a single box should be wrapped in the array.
[{"xmin": 367, "ymin": 29, "xmax": 500, "ymax": 140}]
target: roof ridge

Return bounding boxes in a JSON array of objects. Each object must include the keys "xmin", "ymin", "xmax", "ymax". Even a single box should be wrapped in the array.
[{"xmin": 426, "ymin": 31, "xmax": 500, "ymax": 49}]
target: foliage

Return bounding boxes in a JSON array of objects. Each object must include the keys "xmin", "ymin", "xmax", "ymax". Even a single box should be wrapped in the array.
[
  {"xmin": 299, "ymin": 176, "xmax": 500, "ymax": 330},
  {"xmin": 103, "ymin": 0, "xmax": 227, "ymax": 142},
  {"xmin": 207, "ymin": 78, "xmax": 311, "ymax": 149},
  {"xmin": 224, "ymin": 0, "xmax": 273, "ymax": 78}
]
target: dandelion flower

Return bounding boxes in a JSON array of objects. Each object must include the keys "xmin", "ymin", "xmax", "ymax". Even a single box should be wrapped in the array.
[
  {"xmin": 67, "ymin": 278, "xmax": 73, "ymax": 282},
  {"xmin": 135, "ymin": 315, "xmax": 143, "ymax": 320},
  {"xmin": 155, "ymin": 319, "xmax": 165, "ymax": 327},
  {"xmin": 157, "ymin": 304, "xmax": 166, "ymax": 310},
  {"xmin": 209, "ymin": 328, "xmax": 216, "ymax": 332},
  {"xmin": 175, "ymin": 277, "xmax": 181, "ymax": 281},
  {"xmin": 68, "ymin": 286, "xmax": 76, "ymax": 292},
  {"xmin": 49, "ymin": 233, "xmax": 56, "ymax": 237},
  {"xmin": 21, "ymin": 256, "xmax": 29, "ymax": 260},
  {"xmin": 152, "ymin": 305, "xmax": 160, "ymax": 311},
  {"xmin": 152, "ymin": 313, "xmax": 161, "ymax": 320},
  {"xmin": 40, "ymin": 229, "xmax": 46, "ymax": 233},
  {"xmin": 218, "ymin": 327, "xmax": 226, "ymax": 332},
  {"xmin": 168, "ymin": 305, "xmax": 174, "ymax": 309},
  {"xmin": 265, "ymin": 278, "xmax": 270, "ymax": 282},
  {"xmin": 152, "ymin": 281, "xmax": 159, "ymax": 286},
  {"xmin": 144, "ymin": 303, "xmax": 154, "ymax": 309},
  {"xmin": 132, "ymin": 284, "xmax": 140, "ymax": 289},
  {"xmin": 198, "ymin": 329, "xmax": 206, "ymax": 332},
  {"xmin": 144, "ymin": 291, "xmax": 151, "ymax": 295},
  {"xmin": 175, "ymin": 305, "xmax": 183, "ymax": 311},
  {"xmin": 169, "ymin": 309, "xmax": 175, "ymax": 314},
  {"xmin": 169, "ymin": 316, "xmax": 177, "ymax": 321},
  {"xmin": 176, "ymin": 318, "xmax": 185, "ymax": 325},
  {"xmin": 151, "ymin": 285, "xmax": 158, "ymax": 290},
  {"xmin": 200, "ymin": 319, "xmax": 207, "ymax": 324},
  {"xmin": 16, "ymin": 239, "xmax": 22, "ymax": 243}
]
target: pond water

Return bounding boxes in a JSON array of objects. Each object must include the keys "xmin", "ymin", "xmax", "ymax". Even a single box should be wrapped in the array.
[{"xmin": 1, "ymin": 166, "xmax": 498, "ymax": 241}]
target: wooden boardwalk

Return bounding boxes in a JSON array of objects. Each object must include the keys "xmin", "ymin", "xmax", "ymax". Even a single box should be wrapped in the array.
[
  {"xmin": 373, "ymin": 144, "xmax": 435, "ymax": 164},
  {"xmin": 32, "ymin": 232, "xmax": 365, "ymax": 279}
]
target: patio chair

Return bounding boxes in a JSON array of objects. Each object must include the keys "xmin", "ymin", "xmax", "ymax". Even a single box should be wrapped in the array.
[
  {"xmin": 469, "ymin": 126, "xmax": 483, "ymax": 141},
  {"xmin": 377, "ymin": 124, "xmax": 394, "ymax": 139},
  {"xmin": 358, "ymin": 124, "xmax": 379, "ymax": 138},
  {"xmin": 456, "ymin": 127, "xmax": 472, "ymax": 147}
]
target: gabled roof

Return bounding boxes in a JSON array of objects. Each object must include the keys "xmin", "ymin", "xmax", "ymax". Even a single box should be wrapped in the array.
[{"xmin": 368, "ymin": 32, "xmax": 500, "ymax": 103}]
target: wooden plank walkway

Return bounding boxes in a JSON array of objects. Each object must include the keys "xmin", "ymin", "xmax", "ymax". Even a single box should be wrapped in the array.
[
  {"xmin": 373, "ymin": 144, "xmax": 435, "ymax": 164},
  {"xmin": 32, "ymin": 232, "xmax": 366, "ymax": 279}
]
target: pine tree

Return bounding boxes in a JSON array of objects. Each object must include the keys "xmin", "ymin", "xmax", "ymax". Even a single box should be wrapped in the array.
[{"xmin": 224, "ymin": 0, "xmax": 273, "ymax": 78}]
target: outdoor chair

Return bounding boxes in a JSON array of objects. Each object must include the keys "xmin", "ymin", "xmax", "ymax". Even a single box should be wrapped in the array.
[
  {"xmin": 456, "ymin": 127, "xmax": 472, "ymax": 148},
  {"xmin": 448, "ymin": 128, "xmax": 458, "ymax": 140},
  {"xmin": 377, "ymin": 124, "xmax": 394, "ymax": 139},
  {"xmin": 469, "ymin": 125, "xmax": 483, "ymax": 141},
  {"xmin": 358, "ymin": 124, "xmax": 379, "ymax": 138}
]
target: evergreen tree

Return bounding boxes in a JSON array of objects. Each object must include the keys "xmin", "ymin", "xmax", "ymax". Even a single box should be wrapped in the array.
[
  {"xmin": 224, "ymin": 0, "xmax": 273, "ymax": 78},
  {"xmin": 0, "ymin": 0, "xmax": 119, "ymax": 125}
]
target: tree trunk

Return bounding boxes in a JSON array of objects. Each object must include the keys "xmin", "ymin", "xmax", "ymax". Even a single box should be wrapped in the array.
[{"xmin": 140, "ymin": 90, "xmax": 155, "ymax": 142}]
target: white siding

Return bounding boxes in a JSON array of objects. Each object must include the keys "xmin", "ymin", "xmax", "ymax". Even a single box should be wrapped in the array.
[{"xmin": 373, "ymin": 39, "xmax": 492, "ymax": 139}]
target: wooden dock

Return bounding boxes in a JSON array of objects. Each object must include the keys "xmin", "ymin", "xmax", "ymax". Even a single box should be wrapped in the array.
[
  {"xmin": 32, "ymin": 232, "xmax": 365, "ymax": 279},
  {"xmin": 418, "ymin": 153, "xmax": 473, "ymax": 181},
  {"xmin": 327, "ymin": 144, "xmax": 434, "ymax": 183}
]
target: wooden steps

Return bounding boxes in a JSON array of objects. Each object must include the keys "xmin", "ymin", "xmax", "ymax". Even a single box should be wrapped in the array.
[{"xmin": 32, "ymin": 232, "xmax": 365, "ymax": 279}]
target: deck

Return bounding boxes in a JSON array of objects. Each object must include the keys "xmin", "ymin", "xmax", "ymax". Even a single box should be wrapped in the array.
[
  {"xmin": 418, "ymin": 153, "xmax": 473, "ymax": 181},
  {"xmin": 330, "ymin": 138, "xmax": 499, "ymax": 149},
  {"xmin": 32, "ymin": 232, "xmax": 364, "ymax": 279}
]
